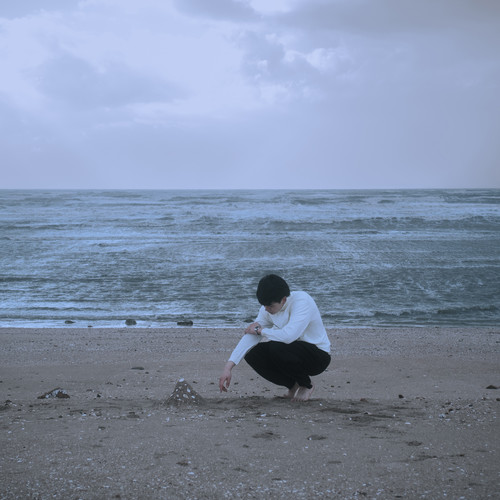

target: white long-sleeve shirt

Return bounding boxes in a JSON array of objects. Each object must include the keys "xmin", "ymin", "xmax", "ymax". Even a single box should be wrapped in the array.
[{"xmin": 228, "ymin": 291, "xmax": 331, "ymax": 365}]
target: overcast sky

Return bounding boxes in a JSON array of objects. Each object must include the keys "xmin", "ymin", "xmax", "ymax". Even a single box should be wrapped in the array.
[{"xmin": 1, "ymin": 0, "xmax": 499, "ymax": 189}]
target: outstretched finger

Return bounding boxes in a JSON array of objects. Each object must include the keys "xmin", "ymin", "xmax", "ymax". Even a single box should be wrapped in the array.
[{"xmin": 219, "ymin": 377, "xmax": 228, "ymax": 392}]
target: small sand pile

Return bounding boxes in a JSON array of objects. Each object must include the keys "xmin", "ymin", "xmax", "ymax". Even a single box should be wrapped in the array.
[
  {"xmin": 37, "ymin": 388, "xmax": 70, "ymax": 399},
  {"xmin": 165, "ymin": 378, "xmax": 204, "ymax": 406}
]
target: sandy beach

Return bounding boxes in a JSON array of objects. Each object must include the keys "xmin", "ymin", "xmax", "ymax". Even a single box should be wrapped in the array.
[{"xmin": 0, "ymin": 327, "xmax": 498, "ymax": 499}]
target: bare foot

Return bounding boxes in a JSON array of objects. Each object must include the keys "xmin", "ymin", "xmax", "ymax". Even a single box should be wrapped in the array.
[
  {"xmin": 292, "ymin": 385, "xmax": 314, "ymax": 402},
  {"xmin": 283, "ymin": 383, "xmax": 299, "ymax": 399}
]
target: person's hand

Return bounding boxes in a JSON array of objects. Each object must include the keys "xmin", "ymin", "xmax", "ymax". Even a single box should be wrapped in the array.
[
  {"xmin": 244, "ymin": 322, "xmax": 262, "ymax": 335},
  {"xmin": 219, "ymin": 361, "xmax": 235, "ymax": 392}
]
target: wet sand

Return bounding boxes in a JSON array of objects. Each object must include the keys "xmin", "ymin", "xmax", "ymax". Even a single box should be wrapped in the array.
[{"xmin": 0, "ymin": 327, "xmax": 499, "ymax": 499}]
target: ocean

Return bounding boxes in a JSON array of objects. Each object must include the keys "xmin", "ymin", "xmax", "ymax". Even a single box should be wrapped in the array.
[{"xmin": 1, "ymin": 189, "xmax": 499, "ymax": 328}]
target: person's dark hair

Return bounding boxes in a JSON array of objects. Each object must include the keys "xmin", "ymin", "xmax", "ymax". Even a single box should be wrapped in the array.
[{"xmin": 256, "ymin": 274, "xmax": 290, "ymax": 306}]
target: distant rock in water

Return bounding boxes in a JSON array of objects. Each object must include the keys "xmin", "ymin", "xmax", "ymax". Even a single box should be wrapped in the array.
[
  {"xmin": 166, "ymin": 379, "xmax": 204, "ymax": 406},
  {"xmin": 177, "ymin": 320, "xmax": 193, "ymax": 326},
  {"xmin": 38, "ymin": 388, "xmax": 70, "ymax": 399},
  {"xmin": 244, "ymin": 317, "xmax": 254, "ymax": 323},
  {"xmin": 125, "ymin": 319, "xmax": 137, "ymax": 325},
  {"xmin": 64, "ymin": 320, "xmax": 75, "ymax": 324}
]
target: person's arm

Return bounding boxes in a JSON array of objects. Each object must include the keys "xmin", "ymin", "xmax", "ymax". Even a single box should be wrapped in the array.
[
  {"xmin": 262, "ymin": 296, "xmax": 312, "ymax": 344},
  {"xmin": 227, "ymin": 332, "xmax": 260, "ymax": 365},
  {"xmin": 219, "ymin": 360, "xmax": 235, "ymax": 392},
  {"xmin": 223, "ymin": 306, "xmax": 272, "ymax": 367},
  {"xmin": 219, "ymin": 328, "xmax": 261, "ymax": 393},
  {"xmin": 254, "ymin": 306, "xmax": 273, "ymax": 329}
]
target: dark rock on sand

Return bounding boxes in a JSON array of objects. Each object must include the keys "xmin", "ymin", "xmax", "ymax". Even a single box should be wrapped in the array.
[
  {"xmin": 38, "ymin": 388, "xmax": 70, "ymax": 399},
  {"xmin": 307, "ymin": 434, "xmax": 327, "ymax": 441},
  {"xmin": 0, "ymin": 400, "xmax": 13, "ymax": 411},
  {"xmin": 252, "ymin": 431, "xmax": 280, "ymax": 440}
]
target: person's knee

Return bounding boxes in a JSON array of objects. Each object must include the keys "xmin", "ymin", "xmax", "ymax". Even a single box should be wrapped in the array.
[
  {"xmin": 266, "ymin": 341, "xmax": 288, "ymax": 356},
  {"xmin": 308, "ymin": 353, "xmax": 331, "ymax": 376},
  {"xmin": 265, "ymin": 345, "xmax": 303, "ymax": 370}
]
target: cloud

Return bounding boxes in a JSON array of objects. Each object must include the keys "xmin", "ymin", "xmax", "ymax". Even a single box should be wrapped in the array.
[
  {"xmin": 268, "ymin": 0, "xmax": 500, "ymax": 86},
  {"xmin": 0, "ymin": 0, "xmax": 80, "ymax": 19},
  {"xmin": 0, "ymin": 1, "xmax": 259, "ymax": 122},
  {"xmin": 36, "ymin": 53, "xmax": 185, "ymax": 109},
  {"xmin": 275, "ymin": 0, "xmax": 500, "ymax": 37},
  {"xmin": 172, "ymin": 0, "xmax": 259, "ymax": 21}
]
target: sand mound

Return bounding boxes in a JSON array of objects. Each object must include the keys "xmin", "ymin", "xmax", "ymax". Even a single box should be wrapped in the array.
[
  {"xmin": 37, "ymin": 388, "xmax": 70, "ymax": 399},
  {"xmin": 165, "ymin": 378, "xmax": 204, "ymax": 406}
]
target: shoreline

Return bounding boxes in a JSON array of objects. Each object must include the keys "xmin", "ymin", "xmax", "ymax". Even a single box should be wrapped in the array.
[
  {"xmin": 1, "ymin": 327, "xmax": 499, "ymax": 498},
  {"xmin": 1, "ymin": 320, "xmax": 498, "ymax": 329}
]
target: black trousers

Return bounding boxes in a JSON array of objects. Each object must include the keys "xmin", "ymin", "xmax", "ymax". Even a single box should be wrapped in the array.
[{"xmin": 244, "ymin": 340, "xmax": 331, "ymax": 390}]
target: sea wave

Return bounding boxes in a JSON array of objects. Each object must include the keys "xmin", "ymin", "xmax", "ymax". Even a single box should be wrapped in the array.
[{"xmin": 1, "ymin": 189, "xmax": 499, "ymax": 328}]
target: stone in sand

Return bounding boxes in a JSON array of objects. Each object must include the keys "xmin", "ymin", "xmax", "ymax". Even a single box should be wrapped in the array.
[
  {"xmin": 166, "ymin": 378, "xmax": 204, "ymax": 406},
  {"xmin": 0, "ymin": 400, "xmax": 14, "ymax": 411}
]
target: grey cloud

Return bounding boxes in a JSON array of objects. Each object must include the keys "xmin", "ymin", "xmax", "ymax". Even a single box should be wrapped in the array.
[
  {"xmin": 35, "ymin": 53, "xmax": 186, "ymax": 109},
  {"xmin": 244, "ymin": 0, "xmax": 500, "ymax": 94},
  {"xmin": 173, "ymin": 0, "xmax": 259, "ymax": 21},
  {"xmin": 269, "ymin": 0, "xmax": 500, "ymax": 71},
  {"xmin": 275, "ymin": 0, "xmax": 500, "ymax": 37},
  {"xmin": 235, "ymin": 28, "xmax": 354, "ymax": 100},
  {"xmin": 238, "ymin": 31, "xmax": 294, "ymax": 80},
  {"xmin": 0, "ymin": 0, "xmax": 80, "ymax": 19}
]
